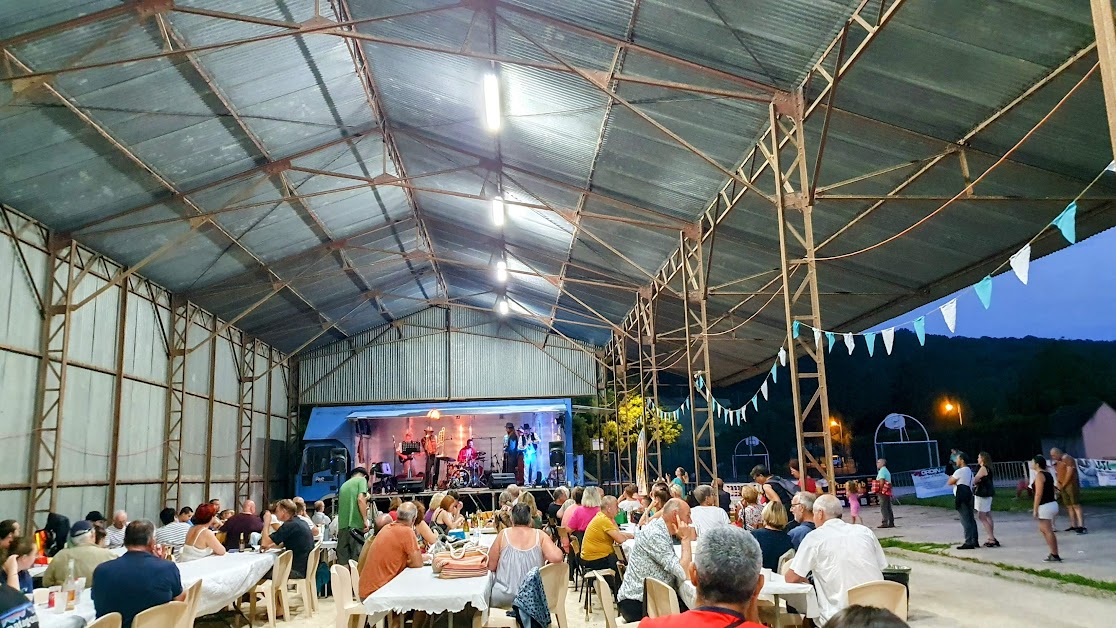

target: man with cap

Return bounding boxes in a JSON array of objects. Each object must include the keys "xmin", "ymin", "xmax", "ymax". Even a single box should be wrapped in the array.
[
  {"xmin": 42, "ymin": 521, "xmax": 117, "ymax": 587},
  {"xmin": 519, "ymin": 423, "xmax": 540, "ymax": 486},
  {"xmin": 502, "ymin": 422, "xmax": 522, "ymax": 482},
  {"xmin": 421, "ymin": 426, "xmax": 440, "ymax": 490}
]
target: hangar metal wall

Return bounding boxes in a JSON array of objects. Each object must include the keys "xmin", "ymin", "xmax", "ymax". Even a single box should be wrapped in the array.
[
  {"xmin": 298, "ymin": 306, "xmax": 599, "ymax": 404},
  {"xmin": 0, "ymin": 205, "xmax": 293, "ymax": 527}
]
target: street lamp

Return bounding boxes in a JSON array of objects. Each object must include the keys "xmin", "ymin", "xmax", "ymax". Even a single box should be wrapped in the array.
[
  {"xmin": 943, "ymin": 401, "xmax": 963, "ymax": 426},
  {"xmin": 829, "ymin": 417, "xmax": 844, "ymax": 442}
]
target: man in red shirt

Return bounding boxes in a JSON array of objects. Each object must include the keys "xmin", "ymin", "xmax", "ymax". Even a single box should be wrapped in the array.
[{"xmin": 639, "ymin": 526, "xmax": 766, "ymax": 628}]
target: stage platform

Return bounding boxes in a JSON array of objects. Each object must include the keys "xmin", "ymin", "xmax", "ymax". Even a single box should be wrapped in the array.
[{"xmin": 367, "ymin": 486, "xmax": 558, "ymax": 513}]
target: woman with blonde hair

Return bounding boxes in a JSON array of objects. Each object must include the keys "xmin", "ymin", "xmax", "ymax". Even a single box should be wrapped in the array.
[
  {"xmin": 518, "ymin": 491, "xmax": 543, "ymax": 528},
  {"xmin": 750, "ymin": 501, "xmax": 793, "ymax": 570},
  {"xmin": 737, "ymin": 485, "xmax": 763, "ymax": 530},
  {"xmin": 567, "ymin": 486, "xmax": 602, "ymax": 532}
]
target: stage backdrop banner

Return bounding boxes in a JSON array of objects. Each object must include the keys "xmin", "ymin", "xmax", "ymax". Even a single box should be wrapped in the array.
[{"xmin": 911, "ymin": 467, "xmax": 953, "ymax": 498}]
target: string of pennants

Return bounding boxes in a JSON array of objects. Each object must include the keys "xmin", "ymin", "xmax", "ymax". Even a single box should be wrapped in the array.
[{"xmin": 644, "ymin": 160, "xmax": 1109, "ymax": 428}]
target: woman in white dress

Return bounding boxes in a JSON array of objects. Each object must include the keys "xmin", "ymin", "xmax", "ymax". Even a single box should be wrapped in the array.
[{"xmin": 180, "ymin": 503, "xmax": 226, "ymax": 562}]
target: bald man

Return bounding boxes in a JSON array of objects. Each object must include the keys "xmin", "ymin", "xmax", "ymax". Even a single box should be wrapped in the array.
[
  {"xmin": 221, "ymin": 500, "xmax": 263, "ymax": 550},
  {"xmin": 616, "ymin": 498, "xmax": 695, "ymax": 622}
]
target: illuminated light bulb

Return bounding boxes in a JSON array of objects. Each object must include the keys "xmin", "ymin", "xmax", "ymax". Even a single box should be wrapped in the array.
[
  {"xmin": 491, "ymin": 196, "xmax": 505, "ymax": 227},
  {"xmin": 496, "ymin": 259, "xmax": 508, "ymax": 282},
  {"xmin": 483, "ymin": 72, "xmax": 501, "ymax": 131},
  {"xmin": 497, "ymin": 298, "xmax": 509, "ymax": 316}
]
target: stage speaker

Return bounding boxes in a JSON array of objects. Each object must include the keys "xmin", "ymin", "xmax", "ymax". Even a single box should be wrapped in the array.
[
  {"xmin": 329, "ymin": 448, "xmax": 349, "ymax": 476},
  {"xmin": 397, "ymin": 478, "xmax": 425, "ymax": 494},
  {"xmin": 549, "ymin": 448, "xmax": 564, "ymax": 466},
  {"xmin": 490, "ymin": 473, "xmax": 517, "ymax": 489}
]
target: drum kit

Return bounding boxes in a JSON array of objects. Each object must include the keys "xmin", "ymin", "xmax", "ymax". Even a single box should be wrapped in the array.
[{"xmin": 444, "ymin": 451, "xmax": 491, "ymax": 489}]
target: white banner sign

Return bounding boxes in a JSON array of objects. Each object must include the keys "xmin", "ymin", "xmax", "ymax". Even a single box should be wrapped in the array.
[
  {"xmin": 1077, "ymin": 458, "xmax": 1116, "ymax": 488},
  {"xmin": 911, "ymin": 466, "xmax": 954, "ymax": 498}
]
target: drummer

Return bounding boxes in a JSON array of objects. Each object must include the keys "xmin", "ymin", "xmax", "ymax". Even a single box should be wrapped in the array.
[{"xmin": 458, "ymin": 438, "xmax": 478, "ymax": 464}]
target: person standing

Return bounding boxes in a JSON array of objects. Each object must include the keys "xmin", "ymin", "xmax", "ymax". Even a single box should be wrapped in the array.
[
  {"xmin": 1050, "ymin": 448, "xmax": 1086, "ymax": 534},
  {"xmin": 672, "ymin": 467, "xmax": 689, "ymax": 499},
  {"xmin": 397, "ymin": 429, "xmax": 416, "ymax": 479},
  {"xmin": 336, "ymin": 467, "xmax": 370, "ymax": 566},
  {"xmin": 713, "ymin": 478, "xmax": 732, "ymax": 513},
  {"xmin": 422, "ymin": 426, "xmax": 441, "ymax": 490},
  {"xmin": 973, "ymin": 452, "xmax": 999, "ymax": 547},
  {"xmin": 947, "ymin": 452, "xmax": 978, "ymax": 550},
  {"xmin": 502, "ymin": 422, "xmax": 522, "ymax": 483},
  {"xmin": 1032, "ymin": 456, "xmax": 1061, "ymax": 562},
  {"xmin": 519, "ymin": 424, "xmax": 540, "ymax": 485},
  {"xmin": 874, "ymin": 458, "xmax": 894, "ymax": 528}
]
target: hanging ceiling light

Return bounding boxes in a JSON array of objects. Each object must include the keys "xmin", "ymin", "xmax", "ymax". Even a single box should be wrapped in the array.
[
  {"xmin": 496, "ymin": 258, "xmax": 508, "ymax": 283},
  {"xmin": 497, "ymin": 297, "xmax": 509, "ymax": 316},
  {"xmin": 483, "ymin": 72, "xmax": 501, "ymax": 132},
  {"xmin": 491, "ymin": 196, "xmax": 505, "ymax": 227}
]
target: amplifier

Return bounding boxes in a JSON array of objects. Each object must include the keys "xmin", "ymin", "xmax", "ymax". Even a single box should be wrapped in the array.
[
  {"xmin": 490, "ymin": 472, "xmax": 517, "ymax": 489},
  {"xmin": 396, "ymin": 478, "xmax": 425, "ymax": 493}
]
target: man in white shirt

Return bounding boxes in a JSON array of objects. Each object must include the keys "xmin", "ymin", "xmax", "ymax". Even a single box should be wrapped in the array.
[
  {"xmin": 105, "ymin": 510, "xmax": 128, "ymax": 549},
  {"xmin": 689, "ymin": 485, "xmax": 730, "ymax": 537},
  {"xmin": 154, "ymin": 507, "xmax": 192, "ymax": 550},
  {"xmin": 947, "ymin": 451, "xmax": 978, "ymax": 549},
  {"xmin": 786, "ymin": 494, "xmax": 887, "ymax": 624}
]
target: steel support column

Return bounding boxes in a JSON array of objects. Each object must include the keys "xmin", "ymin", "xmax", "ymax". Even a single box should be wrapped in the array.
[
  {"xmin": 771, "ymin": 91, "xmax": 836, "ymax": 492},
  {"xmin": 235, "ymin": 337, "xmax": 256, "ymax": 507},
  {"xmin": 27, "ymin": 237, "xmax": 79, "ymax": 527},
  {"xmin": 634, "ymin": 288, "xmax": 664, "ymax": 480},
  {"xmin": 161, "ymin": 297, "xmax": 194, "ymax": 508},
  {"xmin": 678, "ymin": 229, "xmax": 718, "ymax": 483},
  {"xmin": 285, "ymin": 360, "xmax": 300, "ymax": 500},
  {"xmin": 106, "ymin": 276, "xmax": 129, "ymax": 512}
]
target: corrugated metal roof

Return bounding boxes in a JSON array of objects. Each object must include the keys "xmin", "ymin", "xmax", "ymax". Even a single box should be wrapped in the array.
[{"xmin": 1, "ymin": 0, "xmax": 1114, "ymax": 380}]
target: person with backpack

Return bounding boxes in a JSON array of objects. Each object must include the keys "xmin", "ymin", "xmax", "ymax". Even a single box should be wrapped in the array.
[
  {"xmin": 973, "ymin": 451, "xmax": 1000, "ymax": 547},
  {"xmin": 947, "ymin": 452, "xmax": 978, "ymax": 549},
  {"xmin": 750, "ymin": 465, "xmax": 795, "ymax": 505}
]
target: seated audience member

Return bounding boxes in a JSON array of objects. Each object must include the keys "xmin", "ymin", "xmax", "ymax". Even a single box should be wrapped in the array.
[
  {"xmin": 262, "ymin": 500, "xmax": 315, "ymax": 580},
  {"xmin": 84, "ymin": 512, "xmax": 106, "ymax": 525},
  {"xmin": 355, "ymin": 514, "xmax": 394, "ymax": 577},
  {"xmin": 42, "ymin": 521, "xmax": 116, "ymax": 587},
  {"xmin": 639, "ymin": 526, "xmax": 767, "ymax": 628},
  {"xmin": 179, "ymin": 504, "xmax": 226, "ymax": 562},
  {"xmin": 359, "ymin": 502, "xmax": 424, "ymax": 598},
  {"xmin": 155, "ymin": 507, "xmax": 192, "ymax": 549},
  {"xmin": 0, "ymin": 520, "xmax": 18, "ymax": 564},
  {"xmin": 0, "ymin": 578, "xmax": 42, "ymax": 628},
  {"xmin": 519, "ymin": 491, "xmax": 543, "ymax": 528},
  {"xmin": 488, "ymin": 504, "xmax": 564, "ymax": 608},
  {"xmin": 567, "ymin": 486, "xmax": 603, "ymax": 532},
  {"xmin": 431, "ymin": 495, "xmax": 465, "ymax": 531},
  {"xmin": 293, "ymin": 497, "xmax": 322, "ymax": 540},
  {"xmin": 787, "ymin": 494, "xmax": 888, "ymax": 624},
  {"xmin": 750, "ymin": 502, "xmax": 793, "ymax": 571},
  {"xmin": 560, "ymin": 487, "xmax": 584, "ymax": 530},
  {"xmin": 208, "ymin": 498, "xmax": 222, "ymax": 511},
  {"xmin": 93, "ymin": 521, "xmax": 184, "ymax": 628},
  {"xmin": 788, "ymin": 492, "xmax": 817, "ymax": 550},
  {"xmin": 618, "ymin": 484, "xmax": 641, "ymax": 515},
  {"xmin": 219, "ymin": 509, "xmax": 235, "ymax": 523},
  {"xmin": 311, "ymin": 501, "xmax": 330, "ymax": 527},
  {"xmin": 579, "ymin": 496, "xmax": 633, "ymax": 589},
  {"xmin": 690, "ymin": 484, "xmax": 731, "ymax": 536},
  {"xmin": 617, "ymin": 499, "xmax": 696, "ymax": 623},
  {"xmin": 637, "ymin": 485, "xmax": 671, "ymax": 527},
  {"xmin": 738, "ymin": 485, "xmax": 763, "ymax": 530},
  {"xmin": 547, "ymin": 487, "xmax": 569, "ymax": 522},
  {"xmin": 424, "ymin": 492, "xmax": 446, "ymax": 526},
  {"xmin": 387, "ymin": 497, "xmax": 403, "ymax": 521},
  {"xmin": 824, "ymin": 605, "xmax": 909, "ymax": 628},
  {"xmin": 411, "ymin": 502, "xmax": 438, "ymax": 549},
  {"xmin": 713, "ymin": 478, "xmax": 732, "ymax": 513},
  {"xmin": 221, "ymin": 500, "xmax": 264, "ymax": 550},
  {"xmin": 1, "ymin": 538, "xmax": 36, "ymax": 593},
  {"xmin": 105, "ymin": 510, "xmax": 129, "ymax": 549}
]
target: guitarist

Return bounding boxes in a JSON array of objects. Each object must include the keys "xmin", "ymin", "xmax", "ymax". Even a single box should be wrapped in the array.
[{"xmin": 396, "ymin": 429, "xmax": 415, "ymax": 479}]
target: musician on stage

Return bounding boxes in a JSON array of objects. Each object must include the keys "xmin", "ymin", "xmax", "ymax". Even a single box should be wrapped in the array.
[
  {"xmin": 397, "ymin": 429, "xmax": 415, "ymax": 478},
  {"xmin": 519, "ymin": 423, "xmax": 540, "ymax": 486},
  {"xmin": 457, "ymin": 438, "xmax": 477, "ymax": 464},
  {"xmin": 502, "ymin": 422, "xmax": 522, "ymax": 483},
  {"xmin": 422, "ymin": 426, "xmax": 440, "ymax": 490}
]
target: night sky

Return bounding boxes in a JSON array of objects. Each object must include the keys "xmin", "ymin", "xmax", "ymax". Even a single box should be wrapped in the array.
[{"xmin": 870, "ymin": 226, "xmax": 1116, "ymax": 341}]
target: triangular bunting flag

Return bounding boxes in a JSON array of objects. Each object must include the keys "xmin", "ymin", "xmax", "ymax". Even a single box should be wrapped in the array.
[
  {"xmin": 813, "ymin": 328, "xmax": 823, "ymax": 351},
  {"xmin": 751, "ymin": 396, "xmax": 758, "ymax": 410},
  {"xmin": 1107, "ymin": 160, "xmax": 1116, "ymax": 172},
  {"xmin": 1009, "ymin": 244, "xmax": 1031, "ymax": 285},
  {"xmin": 792, "ymin": 320, "xmax": 801, "ymax": 339},
  {"xmin": 941, "ymin": 299, "xmax": 958, "ymax": 333},
  {"xmin": 761, "ymin": 380, "xmax": 769, "ymax": 400},
  {"xmin": 1052, "ymin": 201, "xmax": 1077, "ymax": 243},
  {"xmin": 741, "ymin": 406, "xmax": 747, "ymax": 423},
  {"xmin": 826, "ymin": 332, "xmax": 836, "ymax": 353},
  {"xmin": 778, "ymin": 346, "xmax": 787, "ymax": 367},
  {"xmin": 696, "ymin": 374, "xmax": 705, "ymax": 391},
  {"xmin": 914, "ymin": 316, "xmax": 926, "ymax": 346},
  {"xmin": 864, "ymin": 331, "xmax": 877, "ymax": 357},
  {"xmin": 974, "ymin": 275, "xmax": 992, "ymax": 310},
  {"xmin": 882, "ymin": 327, "xmax": 895, "ymax": 355},
  {"xmin": 843, "ymin": 332, "xmax": 855, "ymax": 355},
  {"xmin": 770, "ymin": 363, "xmax": 778, "ymax": 384}
]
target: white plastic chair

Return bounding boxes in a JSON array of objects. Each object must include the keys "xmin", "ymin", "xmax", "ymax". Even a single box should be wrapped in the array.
[
  {"xmin": 287, "ymin": 544, "xmax": 321, "ymax": 617},
  {"xmin": 88, "ymin": 613, "xmax": 122, "ymax": 628},
  {"xmin": 541, "ymin": 562, "xmax": 570, "ymax": 628},
  {"xmin": 847, "ymin": 579, "xmax": 908, "ymax": 620},
  {"xmin": 643, "ymin": 577, "xmax": 679, "ymax": 619},
  {"xmin": 176, "ymin": 580, "xmax": 203, "ymax": 628},
  {"xmin": 777, "ymin": 548, "xmax": 796, "ymax": 574},
  {"xmin": 251, "ymin": 550, "xmax": 293, "ymax": 628},
  {"xmin": 348, "ymin": 559, "xmax": 361, "ymax": 602},
  {"xmin": 132, "ymin": 601, "xmax": 188, "ymax": 628},
  {"xmin": 595, "ymin": 572, "xmax": 636, "ymax": 628},
  {"xmin": 331, "ymin": 564, "xmax": 386, "ymax": 628}
]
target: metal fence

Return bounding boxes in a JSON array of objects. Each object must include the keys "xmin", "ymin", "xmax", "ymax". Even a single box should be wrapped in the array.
[{"xmin": 887, "ymin": 461, "xmax": 1029, "ymax": 496}]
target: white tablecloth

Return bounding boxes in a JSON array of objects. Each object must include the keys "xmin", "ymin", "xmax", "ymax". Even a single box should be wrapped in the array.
[
  {"xmin": 680, "ymin": 572, "xmax": 816, "ymax": 618},
  {"xmin": 37, "ymin": 551, "xmax": 275, "ymax": 627},
  {"xmin": 621, "ymin": 538, "xmax": 682, "ymax": 560},
  {"xmin": 364, "ymin": 566, "xmax": 490, "ymax": 615}
]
